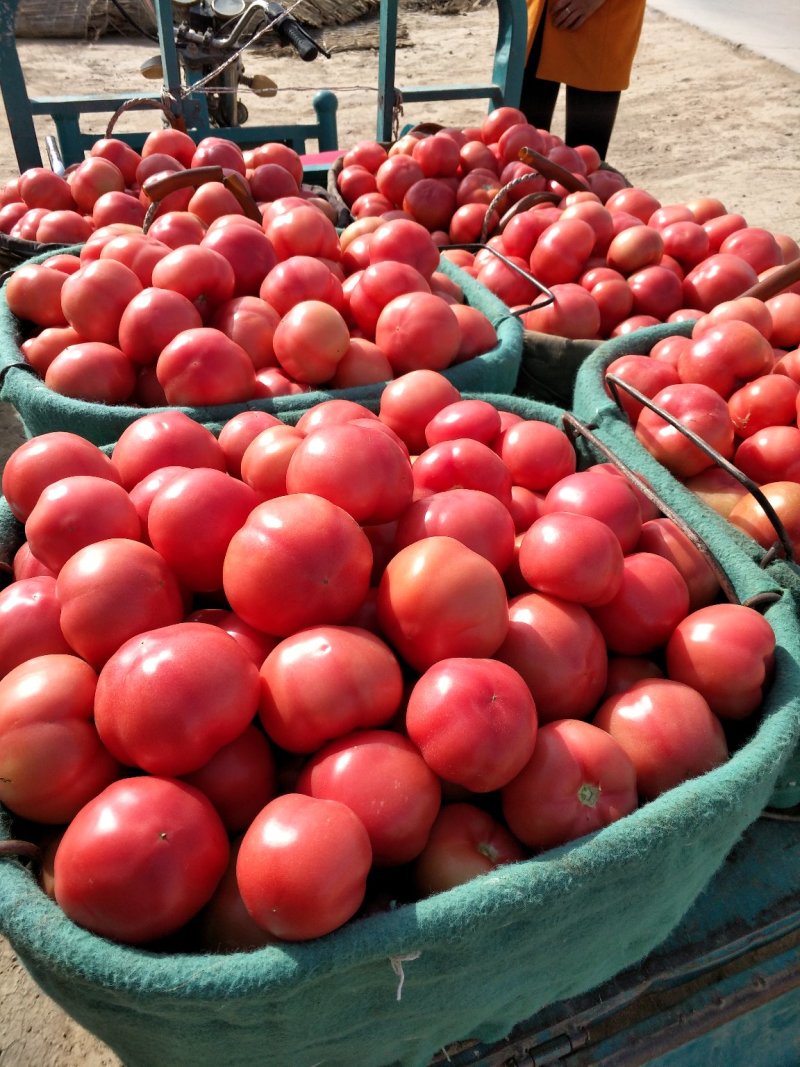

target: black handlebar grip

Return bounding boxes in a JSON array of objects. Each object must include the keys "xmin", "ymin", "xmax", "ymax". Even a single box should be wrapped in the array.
[{"xmin": 266, "ymin": 2, "xmax": 319, "ymax": 61}]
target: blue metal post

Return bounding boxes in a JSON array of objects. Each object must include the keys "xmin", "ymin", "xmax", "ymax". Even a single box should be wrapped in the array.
[{"xmin": 0, "ymin": 0, "xmax": 43, "ymax": 170}]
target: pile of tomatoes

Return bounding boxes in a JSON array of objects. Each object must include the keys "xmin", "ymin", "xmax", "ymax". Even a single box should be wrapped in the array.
[{"xmin": 0, "ymin": 370, "xmax": 777, "ymax": 949}]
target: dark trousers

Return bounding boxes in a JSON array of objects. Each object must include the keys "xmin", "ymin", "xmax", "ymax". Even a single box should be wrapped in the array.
[{"xmin": 519, "ymin": 7, "xmax": 621, "ymax": 160}]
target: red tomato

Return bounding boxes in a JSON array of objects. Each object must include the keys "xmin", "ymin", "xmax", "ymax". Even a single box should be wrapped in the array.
[
  {"xmin": 375, "ymin": 291, "xmax": 461, "ymax": 375},
  {"xmin": 728, "ymin": 481, "xmax": 800, "ymax": 558},
  {"xmin": 25, "ymin": 475, "xmax": 142, "ymax": 574},
  {"xmin": 605, "ymin": 225, "xmax": 663, "ymax": 275},
  {"xmin": 258, "ymin": 625, "xmax": 403, "ymax": 753},
  {"xmin": 95, "ymin": 622, "xmax": 260, "ymax": 775},
  {"xmin": 196, "ymin": 839, "xmax": 277, "ymax": 952},
  {"xmin": 285, "ymin": 421, "xmax": 413, "ymax": 524},
  {"xmin": 496, "ymin": 591, "xmax": 608, "ymax": 722},
  {"xmin": 54, "ymin": 775, "xmax": 229, "ymax": 944},
  {"xmin": 2, "ymin": 431, "xmax": 121, "ymax": 523},
  {"xmin": 44, "ymin": 341, "xmax": 137, "ymax": 404},
  {"xmin": 378, "ymin": 369, "xmax": 462, "ymax": 454},
  {"xmin": 184, "ymin": 607, "xmax": 277, "ymax": 667},
  {"xmin": 530, "ymin": 219, "xmax": 596, "ymax": 286},
  {"xmin": 181, "ymin": 724, "xmax": 277, "ymax": 834},
  {"xmin": 150, "ymin": 244, "xmax": 236, "ymax": 320},
  {"xmin": 145, "ymin": 209, "xmax": 206, "ymax": 248},
  {"xmin": 495, "ymin": 418, "xmax": 577, "ymax": 492},
  {"xmin": 735, "ymin": 427, "xmax": 800, "ymax": 484},
  {"xmin": 259, "ymin": 255, "xmax": 344, "ymax": 316},
  {"xmin": 519, "ymin": 512, "xmax": 625, "ymax": 606},
  {"xmin": 377, "ymin": 536, "xmax": 509, "ymax": 671},
  {"xmin": 224, "ymin": 494, "xmax": 373, "ymax": 636},
  {"xmin": 634, "ymin": 382, "xmax": 736, "ymax": 479},
  {"xmin": 589, "ymin": 551, "xmax": 689, "ymax": 655},
  {"xmin": 297, "ymin": 729, "xmax": 441, "ymax": 865},
  {"xmin": 0, "ymin": 653, "xmax": 120, "ymax": 823},
  {"xmin": 117, "ymin": 286, "xmax": 203, "ymax": 365},
  {"xmin": 345, "ymin": 260, "xmax": 431, "ymax": 336},
  {"xmin": 593, "ymin": 678, "xmax": 729, "ymax": 799},
  {"xmin": 147, "ymin": 468, "xmax": 260, "ymax": 592},
  {"xmin": 368, "ymin": 217, "xmax": 441, "ymax": 279},
  {"xmin": 678, "ymin": 320, "xmax": 774, "ymax": 398},
  {"xmin": 98, "ymin": 233, "xmax": 172, "ymax": 286},
  {"xmin": 406, "ymin": 657, "xmax": 538, "ymax": 792},
  {"xmin": 239, "ymin": 424, "xmax": 305, "ymax": 499},
  {"xmin": 156, "ymin": 327, "xmax": 256, "ymax": 405},
  {"xmin": 272, "ymin": 300, "xmax": 351, "ymax": 384},
  {"xmin": 394, "ymin": 487, "xmax": 516, "ymax": 574},
  {"xmin": 216, "ymin": 409, "xmax": 283, "ymax": 477},
  {"xmin": 191, "ymin": 135, "xmax": 246, "ymax": 175},
  {"xmin": 413, "ymin": 437, "xmax": 513, "ymax": 507},
  {"xmin": 60, "ymin": 258, "xmax": 143, "ymax": 343},
  {"xmin": 111, "ymin": 410, "xmax": 226, "ymax": 490},
  {"xmin": 5, "ymin": 262, "xmax": 69, "ymax": 328},
  {"xmin": 212, "ymin": 295, "xmax": 282, "ymax": 371},
  {"xmin": 502, "ymin": 718, "xmax": 638, "ymax": 851},
  {"xmin": 543, "ymin": 468, "xmax": 642, "ymax": 553},
  {"xmin": 682, "ymin": 252, "xmax": 758, "ymax": 312},
  {"xmin": 331, "ymin": 337, "xmax": 394, "ymax": 387},
  {"xmin": 201, "ymin": 222, "xmax": 278, "ymax": 297},
  {"xmin": 636, "ymin": 517, "xmax": 721, "ymax": 612},
  {"xmin": 665, "ymin": 603, "xmax": 776, "ymax": 719},
  {"xmin": 605, "ymin": 354, "xmax": 681, "ymax": 425},
  {"xmin": 0, "ymin": 575, "xmax": 71, "ymax": 676},
  {"xmin": 67, "ymin": 156, "xmax": 125, "ymax": 212},
  {"xmin": 264, "ymin": 204, "xmax": 340, "ymax": 261},
  {"xmin": 237, "ymin": 793, "xmax": 372, "ymax": 940},
  {"xmin": 56, "ymin": 538, "xmax": 185, "ymax": 668},
  {"xmin": 413, "ymin": 802, "xmax": 527, "ymax": 896}
]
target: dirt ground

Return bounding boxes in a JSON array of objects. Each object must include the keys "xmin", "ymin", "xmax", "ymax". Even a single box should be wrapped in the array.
[{"xmin": 0, "ymin": 2, "xmax": 799, "ymax": 1064}]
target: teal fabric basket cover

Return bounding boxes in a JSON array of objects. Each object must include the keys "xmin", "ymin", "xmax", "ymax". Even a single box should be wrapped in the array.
[
  {"xmin": 572, "ymin": 322, "xmax": 800, "ymax": 808},
  {"xmin": 0, "ymin": 251, "xmax": 524, "ymax": 447},
  {"xmin": 2, "ymin": 391, "xmax": 800, "ymax": 1067}
]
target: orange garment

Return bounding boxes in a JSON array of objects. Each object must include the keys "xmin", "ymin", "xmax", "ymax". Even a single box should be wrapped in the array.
[{"xmin": 525, "ymin": 0, "xmax": 646, "ymax": 92}]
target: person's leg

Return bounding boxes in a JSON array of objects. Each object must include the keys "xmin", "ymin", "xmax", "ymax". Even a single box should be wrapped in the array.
[
  {"xmin": 518, "ymin": 8, "xmax": 561, "ymax": 132},
  {"xmin": 564, "ymin": 87, "xmax": 621, "ymax": 159}
]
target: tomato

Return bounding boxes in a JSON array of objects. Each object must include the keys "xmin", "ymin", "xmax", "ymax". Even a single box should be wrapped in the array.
[
  {"xmin": 237, "ymin": 792, "xmax": 372, "ymax": 940},
  {"xmin": 147, "ymin": 467, "xmax": 260, "ymax": 592},
  {"xmin": 634, "ymin": 382, "xmax": 736, "ymax": 479},
  {"xmin": 496, "ymin": 591, "xmax": 607, "ymax": 722},
  {"xmin": 156, "ymin": 327, "xmax": 256, "ymax": 405},
  {"xmin": 0, "ymin": 576, "xmax": 71, "ymax": 677},
  {"xmin": 518, "ymin": 511, "xmax": 625, "ymax": 607},
  {"xmin": 665, "ymin": 603, "xmax": 776, "ymax": 719},
  {"xmin": 25, "ymin": 475, "xmax": 142, "ymax": 574},
  {"xmin": 375, "ymin": 291, "xmax": 461, "ymax": 375},
  {"xmin": 196, "ymin": 837, "xmax": 278, "ymax": 952},
  {"xmin": 297, "ymin": 729, "xmax": 441, "ymax": 865},
  {"xmin": 543, "ymin": 468, "xmax": 642, "ymax": 553},
  {"xmin": 284, "ymin": 421, "xmax": 413, "ymax": 524},
  {"xmin": 605, "ymin": 354, "xmax": 681, "ymax": 425},
  {"xmin": 54, "ymin": 775, "xmax": 229, "ymax": 944},
  {"xmin": 0, "ymin": 653, "xmax": 119, "ymax": 824},
  {"xmin": 239, "ymin": 424, "xmax": 304, "ymax": 499},
  {"xmin": 678, "ymin": 320, "xmax": 774, "ymax": 398},
  {"xmin": 502, "ymin": 718, "xmax": 638, "ymax": 851},
  {"xmin": 394, "ymin": 487, "xmax": 516, "ymax": 574},
  {"xmin": 67, "ymin": 156, "xmax": 125, "ymax": 212},
  {"xmin": 111, "ymin": 410, "xmax": 226, "ymax": 490},
  {"xmin": 605, "ymin": 225, "xmax": 662, "ymax": 275},
  {"xmin": 224, "ymin": 494, "xmax": 373, "ymax": 636},
  {"xmin": 56, "ymin": 538, "xmax": 185, "ymax": 669},
  {"xmin": 5, "ymin": 262, "xmax": 69, "ymax": 328},
  {"xmin": 145, "ymin": 209, "xmax": 206, "ymax": 248},
  {"xmin": 413, "ymin": 437, "xmax": 513, "ymax": 507},
  {"xmin": 413, "ymin": 802, "xmax": 527, "ymax": 896},
  {"xmin": 272, "ymin": 300, "xmax": 351, "ymax": 384},
  {"xmin": 263, "ymin": 204, "xmax": 340, "ymax": 261},
  {"xmin": 184, "ymin": 607, "xmax": 277, "ymax": 667},
  {"xmin": 368, "ymin": 217, "xmax": 441, "ymax": 279},
  {"xmin": 530, "ymin": 219, "xmax": 596, "ymax": 286},
  {"xmin": 378, "ymin": 369, "xmax": 462, "ymax": 454},
  {"xmin": 216, "ymin": 409, "xmax": 283, "ymax": 477},
  {"xmin": 766, "ymin": 293, "xmax": 800, "ymax": 349},
  {"xmin": 728, "ymin": 481, "xmax": 800, "ymax": 558},
  {"xmin": 150, "ymin": 244, "xmax": 236, "ymax": 321},
  {"xmin": 181, "ymin": 724, "xmax": 277, "ymax": 835},
  {"xmin": 331, "ymin": 337, "xmax": 394, "ymax": 387},
  {"xmin": 260, "ymin": 255, "xmax": 344, "ymax": 316},
  {"xmin": 95, "ymin": 622, "xmax": 260, "ymax": 775},
  {"xmin": 405, "ymin": 657, "xmax": 537, "ymax": 792},
  {"xmin": 258, "ymin": 625, "xmax": 403, "ymax": 753},
  {"xmin": 682, "ymin": 252, "xmax": 758, "ymax": 312},
  {"xmin": 43, "ymin": 341, "xmax": 137, "ymax": 404},
  {"xmin": 636, "ymin": 518, "xmax": 720, "ymax": 612},
  {"xmin": 2, "ymin": 431, "xmax": 121, "ymax": 523},
  {"xmin": 589, "ymin": 551, "xmax": 689, "ymax": 655},
  {"xmin": 377, "ymin": 536, "xmax": 509, "ymax": 671},
  {"xmin": 98, "ymin": 232, "xmax": 172, "ymax": 286},
  {"xmin": 593, "ymin": 678, "xmax": 729, "ymax": 799},
  {"xmin": 60, "ymin": 258, "xmax": 143, "ymax": 344}
]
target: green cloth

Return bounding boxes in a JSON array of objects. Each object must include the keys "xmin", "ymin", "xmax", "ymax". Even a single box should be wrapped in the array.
[
  {"xmin": 0, "ymin": 252, "xmax": 524, "ymax": 448},
  {"xmin": 2, "ymin": 390, "xmax": 800, "ymax": 1067},
  {"xmin": 572, "ymin": 323, "xmax": 800, "ymax": 808}
]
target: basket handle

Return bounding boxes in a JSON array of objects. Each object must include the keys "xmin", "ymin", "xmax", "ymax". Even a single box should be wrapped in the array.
[
  {"xmin": 517, "ymin": 146, "xmax": 591, "ymax": 194},
  {"xmin": 739, "ymin": 258, "xmax": 800, "ymax": 302},
  {"xmin": 141, "ymin": 165, "xmax": 262, "ymax": 230}
]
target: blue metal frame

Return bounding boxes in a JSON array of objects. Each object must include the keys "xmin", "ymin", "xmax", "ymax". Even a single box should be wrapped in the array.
[
  {"xmin": 0, "ymin": 0, "xmax": 339, "ymax": 171},
  {"xmin": 376, "ymin": 0, "xmax": 528, "ymax": 142}
]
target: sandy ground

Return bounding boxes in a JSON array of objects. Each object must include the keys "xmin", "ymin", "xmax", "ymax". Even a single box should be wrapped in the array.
[{"xmin": 0, "ymin": 3, "xmax": 799, "ymax": 1064}]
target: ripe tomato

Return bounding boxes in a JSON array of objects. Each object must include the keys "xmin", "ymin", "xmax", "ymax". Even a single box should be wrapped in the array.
[
  {"xmin": 665, "ymin": 603, "xmax": 776, "ymax": 719},
  {"xmin": 543, "ymin": 469, "xmax": 642, "ymax": 553},
  {"xmin": 0, "ymin": 653, "xmax": 120, "ymax": 823},
  {"xmin": 378, "ymin": 370, "xmax": 462, "ymax": 454},
  {"xmin": 634, "ymin": 382, "xmax": 735, "ymax": 479},
  {"xmin": 636, "ymin": 517, "xmax": 721, "ymax": 612},
  {"xmin": 150, "ymin": 244, "xmax": 236, "ymax": 320},
  {"xmin": 377, "ymin": 536, "xmax": 510, "ymax": 671},
  {"xmin": 223, "ymin": 494, "xmax": 373, "ymax": 636},
  {"xmin": 44, "ymin": 341, "xmax": 137, "ymax": 404},
  {"xmin": 156, "ymin": 327, "xmax": 256, "ymax": 405},
  {"xmin": 111, "ymin": 410, "xmax": 226, "ymax": 490},
  {"xmin": 5, "ymin": 262, "xmax": 69, "ymax": 328},
  {"xmin": 405, "ymin": 657, "xmax": 538, "ymax": 792},
  {"xmin": 117, "ymin": 287, "xmax": 204, "ymax": 365},
  {"xmin": 518, "ymin": 512, "xmax": 625, "ymax": 606},
  {"xmin": 258, "ymin": 625, "xmax": 403, "ymax": 753},
  {"xmin": 56, "ymin": 538, "xmax": 185, "ymax": 669},
  {"xmin": 60, "ymin": 258, "xmax": 143, "ymax": 343},
  {"xmin": 413, "ymin": 803, "xmax": 528, "ymax": 897},
  {"xmin": 728, "ymin": 481, "xmax": 800, "ymax": 558},
  {"xmin": 375, "ymin": 291, "xmax": 461, "ymax": 375},
  {"xmin": 237, "ymin": 793, "xmax": 372, "ymax": 940},
  {"xmin": 54, "ymin": 775, "xmax": 230, "ymax": 944},
  {"xmin": 501, "ymin": 718, "xmax": 638, "ymax": 851},
  {"xmin": 413, "ymin": 437, "xmax": 513, "ymax": 507},
  {"xmin": 272, "ymin": 300, "xmax": 351, "ymax": 384},
  {"xmin": 260, "ymin": 255, "xmax": 344, "ymax": 316},
  {"xmin": 297, "ymin": 729, "xmax": 442, "ymax": 865},
  {"xmin": 95, "ymin": 622, "xmax": 261, "ymax": 776},
  {"xmin": 593, "ymin": 678, "xmax": 729, "ymax": 799}
]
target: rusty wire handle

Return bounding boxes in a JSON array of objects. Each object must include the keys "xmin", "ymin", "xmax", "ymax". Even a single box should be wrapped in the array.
[
  {"xmin": 605, "ymin": 372, "xmax": 796, "ymax": 563},
  {"xmin": 517, "ymin": 146, "xmax": 591, "ymax": 193},
  {"xmin": 440, "ymin": 242, "xmax": 555, "ymax": 316},
  {"xmin": 561, "ymin": 411, "xmax": 740, "ymax": 605},
  {"xmin": 0, "ymin": 839, "xmax": 42, "ymax": 865},
  {"xmin": 140, "ymin": 165, "xmax": 261, "ymax": 230},
  {"xmin": 739, "ymin": 259, "xmax": 800, "ymax": 303},
  {"xmin": 479, "ymin": 176, "xmax": 561, "ymax": 243}
]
